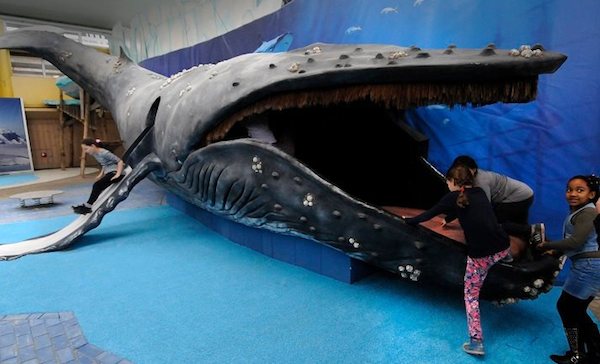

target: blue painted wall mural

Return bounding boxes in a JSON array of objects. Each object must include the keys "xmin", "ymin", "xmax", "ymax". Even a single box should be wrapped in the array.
[{"xmin": 140, "ymin": 0, "xmax": 600, "ymax": 238}]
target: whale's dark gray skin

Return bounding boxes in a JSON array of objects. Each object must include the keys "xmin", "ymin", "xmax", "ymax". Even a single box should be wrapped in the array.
[{"xmin": 0, "ymin": 29, "xmax": 567, "ymax": 302}]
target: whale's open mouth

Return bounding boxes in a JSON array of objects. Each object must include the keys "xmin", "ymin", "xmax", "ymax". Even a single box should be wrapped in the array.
[
  {"xmin": 202, "ymin": 82, "xmax": 529, "ymax": 212},
  {"xmin": 215, "ymin": 99, "xmax": 446, "ymax": 212}
]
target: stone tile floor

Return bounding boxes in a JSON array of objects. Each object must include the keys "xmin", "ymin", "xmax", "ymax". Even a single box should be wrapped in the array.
[{"xmin": 0, "ymin": 312, "xmax": 131, "ymax": 364}]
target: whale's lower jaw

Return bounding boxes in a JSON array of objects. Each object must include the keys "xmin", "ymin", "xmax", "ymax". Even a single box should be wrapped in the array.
[{"xmin": 154, "ymin": 139, "xmax": 559, "ymax": 302}]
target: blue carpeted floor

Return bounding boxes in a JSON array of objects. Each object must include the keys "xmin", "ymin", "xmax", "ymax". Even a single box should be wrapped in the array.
[
  {"xmin": 0, "ymin": 205, "xmax": 570, "ymax": 363},
  {"xmin": 0, "ymin": 172, "xmax": 38, "ymax": 187}
]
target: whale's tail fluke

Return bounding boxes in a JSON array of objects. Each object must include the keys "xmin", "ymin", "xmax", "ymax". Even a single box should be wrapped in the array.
[{"xmin": 0, "ymin": 29, "xmax": 161, "ymax": 115}]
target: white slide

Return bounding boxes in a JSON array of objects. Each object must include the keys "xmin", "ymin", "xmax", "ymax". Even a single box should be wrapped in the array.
[
  {"xmin": 0, "ymin": 160, "xmax": 159, "ymax": 260},
  {"xmin": 0, "ymin": 214, "xmax": 89, "ymax": 258},
  {"xmin": 0, "ymin": 169, "xmax": 131, "ymax": 260}
]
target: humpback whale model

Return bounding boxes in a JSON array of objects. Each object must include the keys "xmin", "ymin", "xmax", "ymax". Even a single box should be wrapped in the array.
[{"xmin": 0, "ymin": 29, "xmax": 567, "ymax": 302}]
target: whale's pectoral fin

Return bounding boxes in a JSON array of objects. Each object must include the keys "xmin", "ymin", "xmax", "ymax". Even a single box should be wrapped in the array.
[{"xmin": 0, "ymin": 154, "xmax": 163, "ymax": 260}]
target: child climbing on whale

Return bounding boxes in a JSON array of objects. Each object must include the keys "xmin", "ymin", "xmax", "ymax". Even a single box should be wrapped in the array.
[{"xmin": 403, "ymin": 164, "xmax": 510, "ymax": 357}]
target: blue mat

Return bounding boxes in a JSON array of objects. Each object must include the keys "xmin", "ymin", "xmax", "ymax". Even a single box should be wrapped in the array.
[
  {"xmin": 0, "ymin": 172, "xmax": 38, "ymax": 187},
  {"xmin": 0, "ymin": 206, "xmax": 569, "ymax": 363}
]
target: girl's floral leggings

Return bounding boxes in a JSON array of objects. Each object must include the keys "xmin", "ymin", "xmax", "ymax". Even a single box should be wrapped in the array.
[{"xmin": 464, "ymin": 248, "xmax": 510, "ymax": 340}]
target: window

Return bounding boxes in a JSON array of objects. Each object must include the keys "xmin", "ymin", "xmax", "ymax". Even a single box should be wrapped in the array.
[{"xmin": 2, "ymin": 16, "xmax": 111, "ymax": 77}]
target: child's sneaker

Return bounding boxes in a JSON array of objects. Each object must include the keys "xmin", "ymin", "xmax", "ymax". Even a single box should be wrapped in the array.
[
  {"xmin": 462, "ymin": 338, "xmax": 485, "ymax": 356},
  {"xmin": 530, "ymin": 223, "xmax": 545, "ymax": 245},
  {"xmin": 72, "ymin": 205, "xmax": 92, "ymax": 214}
]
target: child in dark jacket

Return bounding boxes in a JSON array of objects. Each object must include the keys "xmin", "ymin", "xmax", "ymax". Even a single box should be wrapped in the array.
[{"xmin": 404, "ymin": 165, "xmax": 510, "ymax": 357}]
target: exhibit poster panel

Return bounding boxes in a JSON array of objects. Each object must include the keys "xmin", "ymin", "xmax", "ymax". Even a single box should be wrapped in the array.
[{"xmin": 0, "ymin": 97, "xmax": 33, "ymax": 173}]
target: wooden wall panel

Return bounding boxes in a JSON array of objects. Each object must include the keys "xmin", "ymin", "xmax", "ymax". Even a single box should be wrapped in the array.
[
  {"xmin": 25, "ymin": 109, "xmax": 62, "ymax": 170},
  {"xmin": 24, "ymin": 108, "xmax": 122, "ymax": 170}
]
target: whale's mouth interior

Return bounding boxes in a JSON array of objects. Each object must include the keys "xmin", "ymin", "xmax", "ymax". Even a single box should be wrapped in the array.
[
  {"xmin": 209, "ymin": 97, "xmax": 448, "ymax": 210},
  {"xmin": 202, "ymin": 78, "xmax": 540, "ymax": 211}
]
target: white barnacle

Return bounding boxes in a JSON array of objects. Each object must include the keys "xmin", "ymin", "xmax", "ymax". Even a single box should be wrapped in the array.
[
  {"xmin": 520, "ymin": 48, "xmax": 533, "ymax": 58},
  {"xmin": 251, "ymin": 157, "xmax": 263, "ymax": 173},
  {"xmin": 532, "ymin": 49, "xmax": 543, "ymax": 57},
  {"xmin": 288, "ymin": 63, "xmax": 300, "ymax": 73},
  {"xmin": 306, "ymin": 46, "xmax": 322, "ymax": 55},
  {"xmin": 523, "ymin": 286, "xmax": 531, "ymax": 293},
  {"xmin": 303, "ymin": 193, "xmax": 315, "ymax": 207},
  {"xmin": 405, "ymin": 265, "xmax": 414, "ymax": 273},
  {"xmin": 251, "ymin": 156, "xmax": 262, "ymax": 171},
  {"xmin": 509, "ymin": 49, "xmax": 520, "ymax": 56},
  {"xmin": 533, "ymin": 279, "xmax": 544, "ymax": 288},
  {"xmin": 353, "ymin": 242, "xmax": 360, "ymax": 248},
  {"xmin": 398, "ymin": 265, "xmax": 405, "ymax": 272},
  {"xmin": 388, "ymin": 51, "xmax": 408, "ymax": 59},
  {"xmin": 126, "ymin": 87, "xmax": 136, "ymax": 96},
  {"xmin": 349, "ymin": 237, "xmax": 355, "ymax": 244}
]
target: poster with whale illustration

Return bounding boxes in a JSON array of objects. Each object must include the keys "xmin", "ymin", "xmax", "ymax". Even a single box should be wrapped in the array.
[{"xmin": 0, "ymin": 98, "xmax": 33, "ymax": 173}]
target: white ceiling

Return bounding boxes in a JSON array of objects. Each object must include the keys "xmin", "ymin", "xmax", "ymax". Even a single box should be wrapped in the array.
[{"xmin": 0, "ymin": 0, "xmax": 153, "ymax": 30}]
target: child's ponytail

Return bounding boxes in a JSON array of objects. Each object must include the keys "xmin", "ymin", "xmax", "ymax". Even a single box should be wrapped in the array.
[{"xmin": 446, "ymin": 165, "xmax": 475, "ymax": 208}]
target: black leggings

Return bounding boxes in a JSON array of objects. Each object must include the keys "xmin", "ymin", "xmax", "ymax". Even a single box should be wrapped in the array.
[
  {"xmin": 557, "ymin": 291, "xmax": 594, "ymax": 329},
  {"xmin": 494, "ymin": 195, "xmax": 534, "ymax": 238},
  {"xmin": 86, "ymin": 172, "xmax": 124, "ymax": 205}
]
